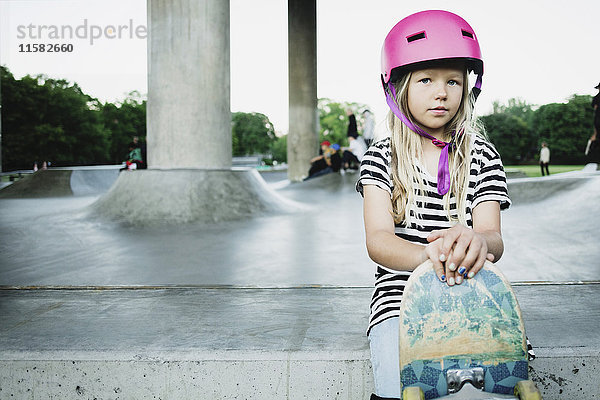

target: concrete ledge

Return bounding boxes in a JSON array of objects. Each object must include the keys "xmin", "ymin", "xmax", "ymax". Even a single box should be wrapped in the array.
[{"xmin": 0, "ymin": 284, "xmax": 598, "ymax": 399}]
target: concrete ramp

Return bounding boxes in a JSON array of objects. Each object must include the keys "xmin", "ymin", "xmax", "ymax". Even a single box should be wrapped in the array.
[
  {"xmin": 70, "ymin": 168, "xmax": 120, "ymax": 196},
  {"xmin": 0, "ymin": 169, "xmax": 73, "ymax": 198},
  {"xmin": 90, "ymin": 168, "xmax": 307, "ymax": 225},
  {"xmin": 0, "ymin": 167, "xmax": 120, "ymax": 199},
  {"xmin": 507, "ymin": 173, "xmax": 597, "ymax": 205}
]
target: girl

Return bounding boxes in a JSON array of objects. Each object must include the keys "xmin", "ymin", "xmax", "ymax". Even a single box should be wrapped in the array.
[{"xmin": 356, "ymin": 10, "xmax": 532, "ymax": 399}]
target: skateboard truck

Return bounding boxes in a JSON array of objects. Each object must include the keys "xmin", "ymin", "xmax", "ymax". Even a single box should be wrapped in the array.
[{"xmin": 446, "ymin": 368, "xmax": 485, "ymax": 394}]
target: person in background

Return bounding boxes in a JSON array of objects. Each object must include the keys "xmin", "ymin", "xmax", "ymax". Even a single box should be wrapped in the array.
[
  {"xmin": 586, "ymin": 83, "xmax": 600, "ymax": 164},
  {"xmin": 362, "ymin": 109, "xmax": 375, "ymax": 147},
  {"xmin": 347, "ymin": 109, "xmax": 358, "ymax": 139},
  {"xmin": 122, "ymin": 142, "xmax": 144, "ymax": 170},
  {"xmin": 342, "ymin": 132, "xmax": 367, "ymax": 171},
  {"xmin": 307, "ymin": 140, "xmax": 335, "ymax": 178},
  {"xmin": 592, "ymin": 83, "xmax": 600, "ymax": 138},
  {"xmin": 540, "ymin": 142, "xmax": 550, "ymax": 176},
  {"xmin": 132, "ymin": 136, "xmax": 147, "ymax": 169},
  {"xmin": 330, "ymin": 143, "xmax": 342, "ymax": 172}
]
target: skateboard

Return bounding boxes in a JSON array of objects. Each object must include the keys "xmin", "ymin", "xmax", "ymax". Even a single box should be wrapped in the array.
[{"xmin": 399, "ymin": 260, "xmax": 541, "ymax": 399}]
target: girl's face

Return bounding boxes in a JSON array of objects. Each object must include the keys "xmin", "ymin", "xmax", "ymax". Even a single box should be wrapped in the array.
[{"xmin": 407, "ymin": 66, "xmax": 464, "ymax": 137}]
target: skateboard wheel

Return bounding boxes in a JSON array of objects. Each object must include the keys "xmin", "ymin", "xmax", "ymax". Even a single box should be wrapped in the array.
[
  {"xmin": 402, "ymin": 386, "xmax": 424, "ymax": 400},
  {"xmin": 514, "ymin": 380, "xmax": 542, "ymax": 399}
]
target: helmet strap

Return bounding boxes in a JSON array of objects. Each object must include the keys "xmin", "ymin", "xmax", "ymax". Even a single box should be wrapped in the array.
[
  {"xmin": 471, "ymin": 73, "xmax": 482, "ymax": 102},
  {"xmin": 384, "ymin": 81, "xmax": 470, "ymax": 196}
]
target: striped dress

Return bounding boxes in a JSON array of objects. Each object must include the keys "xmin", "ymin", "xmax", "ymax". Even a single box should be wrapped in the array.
[
  {"xmin": 356, "ymin": 136, "xmax": 536, "ymax": 359},
  {"xmin": 356, "ymin": 135, "xmax": 511, "ymax": 332}
]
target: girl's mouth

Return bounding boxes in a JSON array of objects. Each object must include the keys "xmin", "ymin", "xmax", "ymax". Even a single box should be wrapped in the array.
[{"xmin": 429, "ymin": 107, "xmax": 449, "ymax": 115}]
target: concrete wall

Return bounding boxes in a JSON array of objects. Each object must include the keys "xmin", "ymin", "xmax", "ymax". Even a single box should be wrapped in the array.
[
  {"xmin": 1, "ymin": 352, "xmax": 598, "ymax": 399},
  {"xmin": 147, "ymin": 0, "xmax": 231, "ymax": 169},
  {"xmin": 0, "ymin": 353, "xmax": 373, "ymax": 399}
]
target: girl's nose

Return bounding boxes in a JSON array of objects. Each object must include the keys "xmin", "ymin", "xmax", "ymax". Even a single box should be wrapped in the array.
[{"xmin": 435, "ymin": 85, "xmax": 447, "ymax": 100}]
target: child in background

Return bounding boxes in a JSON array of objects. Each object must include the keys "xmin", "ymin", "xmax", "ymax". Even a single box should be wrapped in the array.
[{"xmin": 123, "ymin": 142, "xmax": 144, "ymax": 170}]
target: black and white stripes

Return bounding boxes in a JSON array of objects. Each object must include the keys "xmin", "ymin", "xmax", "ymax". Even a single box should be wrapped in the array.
[{"xmin": 356, "ymin": 136, "xmax": 511, "ymax": 336}]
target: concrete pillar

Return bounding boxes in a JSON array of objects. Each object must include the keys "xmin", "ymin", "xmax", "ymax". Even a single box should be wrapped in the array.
[
  {"xmin": 93, "ymin": 0, "xmax": 301, "ymax": 224},
  {"xmin": 287, "ymin": 0, "xmax": 318, "ymax": 181},
  {"xmin": 147, "ymin": 0, "xmax": 231, "ymax": 168}
]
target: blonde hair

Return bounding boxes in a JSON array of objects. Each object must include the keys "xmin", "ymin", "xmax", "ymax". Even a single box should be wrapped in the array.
[{"xmin": 388, "ymin": 68, "xmax": 483, "ymax": 227}]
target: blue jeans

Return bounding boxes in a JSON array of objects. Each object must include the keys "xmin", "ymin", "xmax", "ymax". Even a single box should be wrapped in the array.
[{"xmin": 368, "ymin": 317, "xmax": 401, "ymax": 398}]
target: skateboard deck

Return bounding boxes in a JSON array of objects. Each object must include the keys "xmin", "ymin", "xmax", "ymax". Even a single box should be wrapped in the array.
[{"xmin": 399, "ymin": 260, "xmax": 528, "ymax": 399}]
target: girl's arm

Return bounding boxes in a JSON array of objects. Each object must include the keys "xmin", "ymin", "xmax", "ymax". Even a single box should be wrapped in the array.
[
  {"xmin": 363, "ymin": 185, "xmax": 429, "ymax": 270},
  {"xmin": 472, "ymin": 200, "xmax": 504, "ymax": 260}
]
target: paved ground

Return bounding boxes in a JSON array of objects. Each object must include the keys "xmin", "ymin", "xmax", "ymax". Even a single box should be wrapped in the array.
[
  {"xmin": 0, "ymin": 167, "xmax": 599, "ymax": 399},
  {"xmin": 1, "ymin": 169, "xmax": 599, "ymax": 286}
]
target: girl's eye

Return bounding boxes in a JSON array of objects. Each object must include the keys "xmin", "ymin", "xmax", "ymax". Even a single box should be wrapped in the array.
[
  {"xmin": 419, "ymin": 78, "xmax": 431, "ymax": 84},
  {"xmin": 448, "ymin": 80, "xmax": 460, "ymax": 86}
]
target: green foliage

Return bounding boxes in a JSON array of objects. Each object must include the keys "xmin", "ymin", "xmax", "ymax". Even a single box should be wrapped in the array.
[
  {"xmin": 231, "ymin": 112, "xmax": 275, "ymax": 156},
  {"xmin": 100, "ymin": 93, "xmax": 147, "ymax": 163},
  {"xmin": 4, "ymin": 62, "xmax": 593, "ymax": 170},
  {"xmin": 270, "ymin": 134, "xmax": 287, "ymax": 163},
  {"xmin": 318, "ymin": 98, "xmax": 369, "ymax": 147},
  {"xmin": 1, "ymin": 67, "xmax": 105, "ymax": 169},
  {"xmin": 480, "ymin": 113, "xmax": 530, "ymax": 164},
  {"xmin": 482, "ymin": 95, "xmax": 594, "ymax": 164},
  {"xmin": 530, "ymin": 95, "xmax": 593, "ymax": 163},
  {"xmin": 0, "ymin": 65, "xmax": 146, "ymax": 170}
]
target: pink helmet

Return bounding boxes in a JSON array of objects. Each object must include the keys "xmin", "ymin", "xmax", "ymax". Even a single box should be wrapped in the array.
[
  {"xmin": 380, "ymin": 10, "xmax": 484, "ymax": 196},
  {"xmin": 381, "ymin": 10, "xmax": 483, "ymax": 84}
]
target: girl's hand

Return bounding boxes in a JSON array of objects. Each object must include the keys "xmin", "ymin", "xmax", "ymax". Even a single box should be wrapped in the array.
[
  {"xmin": 426, "ymin": 225, "xmax": 494, "ymax": 286},
  {"xmin": 423, "ymin": 237, "xmax": 448, "ymax": 283}
]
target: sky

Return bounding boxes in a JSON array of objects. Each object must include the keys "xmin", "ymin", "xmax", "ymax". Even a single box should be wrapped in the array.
[{"xmin": 1, "ymin": 0, "xmax": 599, "ymax": 136}]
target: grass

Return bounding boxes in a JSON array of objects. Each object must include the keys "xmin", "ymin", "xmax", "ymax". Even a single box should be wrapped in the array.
[{"xmin": 504, "ymin": 164, "xmax": 585, "ymax": 178}]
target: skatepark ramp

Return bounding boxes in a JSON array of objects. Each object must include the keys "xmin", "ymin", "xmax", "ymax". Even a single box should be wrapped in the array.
[
  {"xmin": 507, "ymin": 172, "xmax": 597, "ymax": 205},
  {"xmin": 0, "ymin": 166, "xmax": 121, "ymax": 198},
  {"xmin": 1, "ymin": 169, "xmax": 599, "ymax": 399}
]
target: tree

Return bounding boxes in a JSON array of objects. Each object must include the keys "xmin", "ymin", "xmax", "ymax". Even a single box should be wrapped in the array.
[
  {"xmin": 480, "ymin": 113, "xmax": 530, "ymax": 164},
  {"xmin": 270, "ymin": 134, "xmax": 287, "ymax": 163},
  {"xmin": 531, "ymin": 95, "xmax": 593, "ymax": 163},
  {"xmin": 482, "ymin": 96, "xmax": 593, "ymax": 164},
  {"xmin": 100, "ymin": 92, "xmax": 146, "ymax": 163},
  {"xmin": 231, "ymin": 112, "xmax": 275, "ymax": 156},
  {"xmin": 485, "ymin": 98, "xmax": 537, "ymax": 162},
  {"xmin": 1, "ymin": 66, "xmax": 109, "ymax": 170}
]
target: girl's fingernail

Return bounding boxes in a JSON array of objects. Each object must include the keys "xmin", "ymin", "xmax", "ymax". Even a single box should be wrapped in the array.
[
  {"xmin": 468, "ymin": 271, "xmax": 475, "ymax": 279},
  {"xmin": 458, "ymin": 266, "xmax": 466, "ymax": 274},
  {"xmin": 439, "ymin": 254, "xmax": 446, "ymax": 262},
  {"xmin": 456, "ymin": 276, "xmax": 463, "ymax": 285},
  {"xmin": 440, "ymin": 275, "xmax": 446, "ymax": 282},
  {"xmin": 448, "ymin": 277, "xmax": 455, "ymax": 286},
  {"xmin": 448, "ymin": 263, "xmax": 456, "ymax": 271}
]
